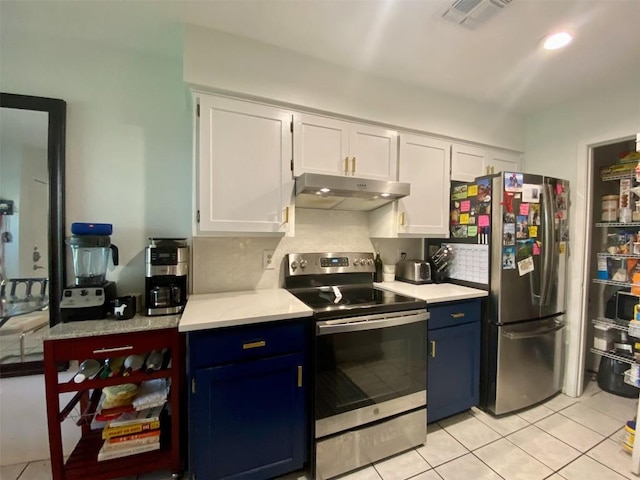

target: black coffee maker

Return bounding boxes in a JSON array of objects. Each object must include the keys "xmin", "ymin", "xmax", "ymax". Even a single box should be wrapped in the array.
[{"xmin": 145, "ymin": 238, "xmax": 188, "ymax": 316}]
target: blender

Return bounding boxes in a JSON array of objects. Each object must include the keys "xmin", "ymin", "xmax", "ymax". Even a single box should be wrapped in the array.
[{"xmin": 60, "ymin": 224, "xmax": 119, "ymax": 322}]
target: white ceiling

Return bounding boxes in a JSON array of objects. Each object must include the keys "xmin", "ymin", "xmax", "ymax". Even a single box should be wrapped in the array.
[
  {"xmin": 152, "ymin": 0, "xmax": 640, "ymax": 114},
  {"xmin": 2, "ymin": 0, "xmax": 639, "ymax": 114}
]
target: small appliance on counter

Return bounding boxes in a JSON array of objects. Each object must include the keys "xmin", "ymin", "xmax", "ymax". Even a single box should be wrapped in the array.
[
  {"xmin": 60, "ymin": 223, "xmax": 119, "ymax": 322},
  {"xmin": 395, "ymin": 254, "xmax": 432, "ymax": 284},
  {"xmin": 145, "ymin": 238, "xmax": 188, "ymax": 316}
]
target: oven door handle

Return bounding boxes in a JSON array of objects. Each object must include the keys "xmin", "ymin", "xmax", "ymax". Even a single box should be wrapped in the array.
[{"xmin": 316, "ymin": 310, "xmax": 429, "ymax": 335}]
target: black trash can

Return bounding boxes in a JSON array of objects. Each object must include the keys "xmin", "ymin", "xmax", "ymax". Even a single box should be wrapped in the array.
[{"xmin": 597, "ymin": 355, "xmax": 638, "ymax": 398}]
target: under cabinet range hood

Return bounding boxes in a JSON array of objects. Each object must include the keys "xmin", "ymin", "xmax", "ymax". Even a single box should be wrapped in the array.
[{"xmin": 294, "ymin": 173, "xmax": 410, "ymax": 211}]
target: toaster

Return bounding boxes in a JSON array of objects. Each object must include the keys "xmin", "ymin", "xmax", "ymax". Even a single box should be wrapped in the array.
[{"xmin": 395, "ymin": 259, "xmax": 432, "ymax": 284}]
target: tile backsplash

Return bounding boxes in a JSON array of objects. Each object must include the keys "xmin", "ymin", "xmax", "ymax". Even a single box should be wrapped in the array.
[{"xmin": 192, "ymin": 208, "xmax": 423, "ymax": 293}]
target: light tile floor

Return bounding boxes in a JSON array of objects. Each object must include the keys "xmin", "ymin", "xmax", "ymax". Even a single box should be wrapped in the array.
[{"xmin": 1, "ymin": 377, "xmax": 638, "ymax": 480}]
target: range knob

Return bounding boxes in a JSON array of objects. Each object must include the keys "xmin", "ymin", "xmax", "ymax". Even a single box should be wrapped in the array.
[
  {"xmin": 299, "ymin": 259, "xmax": 308, "ymax": 269},
  {"xmin": 366, "ymin": 258, "xmax": 374, "ymax": 266},
  {"xmin": 290, "ymin": 260, "xmax": 299, "ymax": 271},
  {"xmin": 353, "ymin": 258, "xmax": 361, "ymax": 266}
]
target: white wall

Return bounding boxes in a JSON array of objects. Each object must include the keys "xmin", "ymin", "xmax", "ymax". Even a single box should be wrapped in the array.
[
  {"xmin": 523, "ymin": 83, "xmax": 640, "ymax": 397},
  {"xmin": 184, "ymin": 26, "xmax": 525, "ymax": 152}
]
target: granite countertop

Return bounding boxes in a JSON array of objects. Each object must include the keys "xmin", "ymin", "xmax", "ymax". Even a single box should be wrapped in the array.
[
  {"xmin": 46, "ymin": 314, "xmax": 181, "ymax": 340},
  {"xmin": 178, "ymin": 289, "xmax": 313, "ymax": 332},
  {"xmin": 374, "ymin": 281, "xmax": 488, "ymax": 303}
]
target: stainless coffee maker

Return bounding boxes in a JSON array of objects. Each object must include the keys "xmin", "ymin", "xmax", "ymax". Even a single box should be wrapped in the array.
[{"xmin": 145, "ymin": 238, "xmax": 188, "ymax": 316}]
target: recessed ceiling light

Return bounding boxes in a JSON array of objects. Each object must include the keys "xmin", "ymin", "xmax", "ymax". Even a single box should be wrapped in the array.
[{"xmin": 543, "ymin": 32, "xmax": 573, "ymax": 51}]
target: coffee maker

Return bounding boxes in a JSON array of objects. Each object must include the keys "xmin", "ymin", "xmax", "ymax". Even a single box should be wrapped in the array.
[
  {"xmin": 60, "ymin": 223, "xmax": 119, "ymax": 322},
  {"xmin": 145, "ymin": 238, "xmax": 188, "ymax": 316}
]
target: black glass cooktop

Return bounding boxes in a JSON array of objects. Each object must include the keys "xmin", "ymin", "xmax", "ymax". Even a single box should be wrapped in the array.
[{"xmin": 288, "ymin": 286, "xmax": 426, "ymax": 320}]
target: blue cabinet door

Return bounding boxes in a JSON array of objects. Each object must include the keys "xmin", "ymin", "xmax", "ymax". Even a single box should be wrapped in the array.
[
  {"xmin": 191, "ymin": 353, "xmax": 306, "ymax": 480},
  {"xmin": 427, "ymin": 321, "xmax": 480, "ymax": 423}
]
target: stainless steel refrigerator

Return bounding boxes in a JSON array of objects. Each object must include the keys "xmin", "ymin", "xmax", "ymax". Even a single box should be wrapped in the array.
[{"xmin": 446, "ymin": 172, "xmax": 570, "ymax": 415}]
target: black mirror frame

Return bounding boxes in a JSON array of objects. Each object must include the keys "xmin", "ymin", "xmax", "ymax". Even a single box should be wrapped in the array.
[{"xmin": 0, "ymin": 92, "xmax": 66, "ymax": 378}]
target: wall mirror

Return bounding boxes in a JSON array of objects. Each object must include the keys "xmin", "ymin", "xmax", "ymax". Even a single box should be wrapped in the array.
[{"xmin": 0, "ymin": 93, "xmax": 66, "ymax": 378}]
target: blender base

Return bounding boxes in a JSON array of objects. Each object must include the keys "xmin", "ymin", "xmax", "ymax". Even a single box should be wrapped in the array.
[{"xmin": 60, "ymin": 282, "xmax": 117, "ymax": 322}]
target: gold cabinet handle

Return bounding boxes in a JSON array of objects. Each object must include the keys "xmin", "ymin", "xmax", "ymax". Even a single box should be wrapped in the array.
[
  {"xmin": 430, "ymin": 340, "xmax": 436, "ymax": 358},
  {"xmin": 282, "ymin": 206, "xmax": 289, "ymax": 224},
  {"xmin": 351, "ymin": 156, "xmax": 356, "ymax": 174},
  {"xmin": 451, "ymin": 313, "xmax": 465, "ymax": 318},
  {"xmin": 399, "ymin": 212, "xmax": 406, "ymax": 227},
  {"xmin": 344, "ymin": 156, "xmax": 349, "ymax": 175},
  {"xmin": 297, "ymin": 365, "xmax": 303, "ymax": 388},
  {"xmin": 243, "ymin": 340, "xmax": 266, "ymax": 350}
]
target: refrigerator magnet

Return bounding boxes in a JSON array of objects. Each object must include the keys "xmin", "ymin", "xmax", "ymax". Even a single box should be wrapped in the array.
[
  {"xmin": 516, "ymin": 216, "xmax": 529, "ymax": 239},
  {"xmin": 460, "ymin": 200, "xmax": 471, "ymax": 212},
  {"xmin": 502, "ymin": 247, "xmax": 516, "ymax": 269},
  {"xmin": 503, "ymin": 212, "xmax": 516, "ymax": 223},
  {"xmin": 517, "ymin": 256, "xmax": 534, "ymax": 276},
  {"xmin": 528, "ymin": 226, "xmax": 538, "ymax": 238},
  {"xmin": 519, "ymin": 203, "xmax": 530, "ymax": 215},
  {"xmin": 528, "ymin": 204, "xmax": 541, "ymax": 225},
  {"xmin": 505, "ymin": 172, "xmax": 523, "ymax": 192},
  {"xmin": 533, "ymin": 242, "xmax": 541, "ymax": 255},
  {"xmin": 467, "ymin": 184, "xmax": 478, "ymax": 197},
  {"xmin": 452, "ymin": 185, "xmax": 468, "ymax": 200},
  {"xmin": 503, "ymin": 224, "xmax": 515, "ymax": 245},
  {"xmin": 459, "ymin": 213, "xmax": 470, "ymax": 225},
  {"xmin": 476, "ymin": 179, "xmax": 491, "ymax": 202},
  {"xmin": 468, "ymin": 226, "xmax": 478, "ymax": 237},
  {"xmin": 522, "ymin": 184, "xmax": 541, "ymax": 203}
]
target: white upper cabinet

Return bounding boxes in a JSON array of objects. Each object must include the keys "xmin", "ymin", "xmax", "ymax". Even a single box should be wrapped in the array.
[
  {"xmin": 370, "ymin": 134, "xmax": 451, "ymax": 238},
  {"xmin": 485, "ymin": 149, "xmax": 521, "ymax": 176},
  {"xmin": 451, "ymin": 144, "xmax": 487, "ymax": 182},
  {"xmin": 195, "ymin": 94, "xmax": 294, "ymax": 236},
  {"xmin": 451, "ymin": 143, "xmax": 521, "ymax": 182},
  {"xmin": 293, "ymin": 113, "xmax": 398, "ymax": 181}
]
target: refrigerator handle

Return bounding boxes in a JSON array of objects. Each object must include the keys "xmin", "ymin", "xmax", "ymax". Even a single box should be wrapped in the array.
[
  {"xmin": 501, "ymin": 321, "xmax": 564, "ymax": 340},
  {"xmin": 540, "ymin": 183, "xmax": 556, "ymax": 306}
]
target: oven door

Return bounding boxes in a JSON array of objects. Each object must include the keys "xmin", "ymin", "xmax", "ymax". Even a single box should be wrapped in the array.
[{"xmin": 315, "ymin": 309, "xmax": 428, "ymax": 438}]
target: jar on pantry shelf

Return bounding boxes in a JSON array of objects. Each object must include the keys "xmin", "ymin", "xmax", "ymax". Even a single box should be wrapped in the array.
[{"xmin": 602, "ymin": 195, "xmax": 619, "ymax": 222}]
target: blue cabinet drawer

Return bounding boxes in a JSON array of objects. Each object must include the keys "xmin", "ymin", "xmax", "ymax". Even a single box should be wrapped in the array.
[
  {"xmin": 428, "ymin": 299, "xmax": 481, "ymax": 330},
  {"xmin": 188, "ymin": 320, "xmax": 306, "ymax": 369}
]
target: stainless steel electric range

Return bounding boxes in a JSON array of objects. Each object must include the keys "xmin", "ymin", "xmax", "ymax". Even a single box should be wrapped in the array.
[{"xmin": 284, "ymin": 252, "xmax": 429, "ymax": 480}]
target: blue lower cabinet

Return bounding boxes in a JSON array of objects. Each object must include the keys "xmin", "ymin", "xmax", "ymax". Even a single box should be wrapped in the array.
[
  {"xmin": 187, "ymin": 321, "xmax": 308, "ymax": 480},
  {"xmin": 191, "ymin": 353, "xmax": 306, "ymax": 480},
  {"xmin": 427, "ymin": 300, "xmax": 481, "ymax": 423}
]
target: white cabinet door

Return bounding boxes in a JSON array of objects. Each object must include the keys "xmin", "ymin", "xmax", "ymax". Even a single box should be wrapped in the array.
[
  {"xmin": 292, "ymin": 113, "xmax": 349, "ymax": 177},
  {"xmin": 196, "ymin": 95, "xmax": 294, "ymax": 235},
  {"xmin": 451, "ymin": 144, "xmax": 486, "ymax": 182},
  {"xmin": 485, "ymin": 149, "xmax": 521, "ymax": 175},
  {"xmin": 293, "ymin": 113, "xmax": 398, "ymax": 181},
  {"xmin": 397, "ymin": 134, "xmax": 450, "ymax": 236},
  {"xmin": 369, "ymin": 134, "xmax": 450, "ymax": 238},
  {"xmin": 348, "ymin": 123, "xmax": 398, "ymax": 181}
]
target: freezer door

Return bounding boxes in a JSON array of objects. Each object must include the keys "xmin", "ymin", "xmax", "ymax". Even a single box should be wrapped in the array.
[{"xmin": 493, "ymin": 317, "xmax": 565, "ymax": 415}]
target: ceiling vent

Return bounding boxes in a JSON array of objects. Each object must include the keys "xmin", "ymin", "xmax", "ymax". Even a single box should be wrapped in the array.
[{"xmin": 442, "ymin": 0, "xmax": 512, "ymax": 29}]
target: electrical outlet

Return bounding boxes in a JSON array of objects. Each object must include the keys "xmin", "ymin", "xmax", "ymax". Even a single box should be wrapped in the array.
[{"xmin": 263, "ymin": 250, "xmax": 275, "ymax": 270}]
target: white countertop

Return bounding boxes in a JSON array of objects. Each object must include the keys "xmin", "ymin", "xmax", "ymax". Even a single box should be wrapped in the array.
[
  {"xmin": 178, "ymin": 289, "xmax": 313, "ymax": 332},
  {"xmin": 374, "ymin": 281, "xmax": 488, "ymax": 304}
]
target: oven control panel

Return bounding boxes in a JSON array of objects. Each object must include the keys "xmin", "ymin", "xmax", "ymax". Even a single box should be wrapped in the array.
[{"xmin": 285, "ymin": 252, "xmax": 376, "ymax": 276}]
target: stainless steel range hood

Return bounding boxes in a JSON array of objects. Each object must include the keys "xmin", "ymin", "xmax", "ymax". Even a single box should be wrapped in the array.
[{"xmin": 295, "ymin": 173, "xmax": 410, "ymax": 211}]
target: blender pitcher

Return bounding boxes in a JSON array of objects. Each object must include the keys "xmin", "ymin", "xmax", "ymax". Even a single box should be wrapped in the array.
[{"xmin": 68, "ymin": 235, "xmax": 119, "ymax": 286}]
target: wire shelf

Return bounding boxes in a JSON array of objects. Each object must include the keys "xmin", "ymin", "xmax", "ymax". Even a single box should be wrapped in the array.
[
  {"xmin": 592, "ymin": 278, "xmax": 640, "ymax": 290},
  {"xmin": 590, "ymin": 348, "xmax": 636, "ymax": 365},
  {"xmin": 597, "ymin": 253, "xmax": 640, "ymax": 259},
  {"xmin": 596, "ymin": 222, "xmax": 640, "ymax": 228},
  {"xmin": 592, "ymin": 317, "xmax": 631, "ymax": 331},
  {"xmin": 601, "ymin": 173, "xmax": 635, "ymax": 182}
]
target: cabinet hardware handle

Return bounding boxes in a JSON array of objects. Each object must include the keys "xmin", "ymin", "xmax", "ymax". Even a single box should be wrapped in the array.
[
  {"xmin": 243, "ymin": 340, "xmax": 266, "ymax": 350},
  {"xmin": 344, "ymin": 156, "xmax": 349, "ymax": 175},
  {"xmin": 451, "ymin": 313, "xmax": 465, "ymax": 318},
  {"xmin": 351, "ymin": 156, "xmax": 356, "ymax": 174},
  {"xmin": 192, "ymin": 378, "xmax": 196, "ymax": 394},
  {"xmin": 283, "ymin": 206, "xmax": 289, "ymax": 224},
  {"xmin": 431, "ymin": 341, "xmax": 436, "ymax": 358},
  {"xmin": 297, "ymin": 365, "xmax": 303, "ymax": 388},
  {"xmin": 399, "ymin": 212, "xmax": 405, "ymax": 227},
  {"xmin": 92, "ymin": 345, "xmax": 133, "ymax": 354}
]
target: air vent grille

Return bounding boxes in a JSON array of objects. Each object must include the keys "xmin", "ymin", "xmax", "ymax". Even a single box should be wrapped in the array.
[{"xmin": 442, "ymin": 0, "xmax": 513, "ymax": 29}]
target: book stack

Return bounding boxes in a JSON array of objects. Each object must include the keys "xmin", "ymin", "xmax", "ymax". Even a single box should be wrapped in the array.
[{"xmin": 97, "ymin": 405, "xmax": 163, "ymax": 461}]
